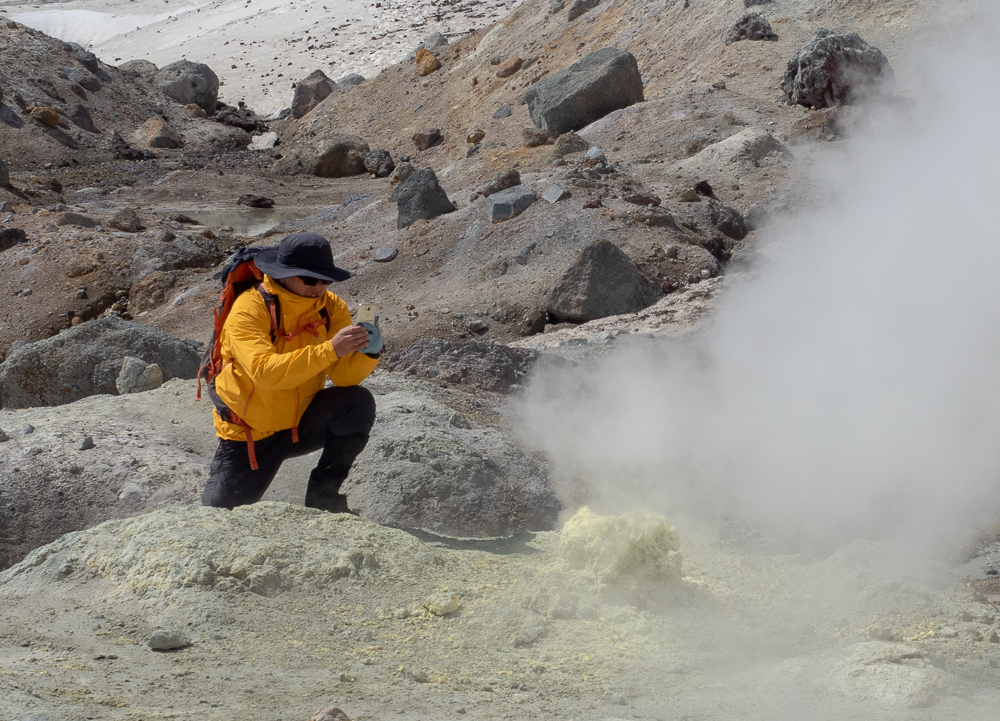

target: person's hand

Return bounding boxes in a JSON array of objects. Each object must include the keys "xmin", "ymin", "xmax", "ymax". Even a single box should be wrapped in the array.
[
  {"xmin": 330, "ymin": 325, "xmax": 369, "ymax": 357},
  {"xmin": 359, "ymin": 321, "xmax": 384, "ymax": 355}
]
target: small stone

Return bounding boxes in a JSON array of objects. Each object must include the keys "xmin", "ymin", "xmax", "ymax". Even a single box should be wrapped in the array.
[
  {"xmin": 118, "ymin": 482, "xmax": 143, "ymax": 501},
  {"xmin": 155, "ymin": 229, "xmax": 176, "ymax": 243},
  {"xmin": 307, "ymin": 708, "xmax": 350, "ymax": 721},
  {"xmin": 79, "ymin": 436, "xmax": 95, "ymax": 450},
  {"xmin": 28, "ymin": 106, "xmax": 60, "ymax": 127},
  {"xmin": 492, "ymin": 104, "xmax": 512, "ymax": 119},
  {"xmin": 694, "ymin": 180, "xmax": 715, "ymax": 197},
  {"xmin": 148, "ymin": 629, "xmax": 191, "ymax": 651},
  {"xmin": 937, "ymin": 627, "xmax": 958, "ymax": 639},
  {"xmin": 75, "ymin": 288, "xmax": 87, "ymax": 299},
  {"xmin": 679, "ymin": 188, "xmax": 701, "ymax": 202},
  {"xmin": 411, "ymin": 669, "xmax": 430, "ymax": 683},
  {"xmin": 416, "ymin": 47, "xmax": 441, "ymax": 76},
  {"xmin": 585, "ymin": 146, "xmax": 607, "ymax": 163},
  {"xmin": 623, "ymin": 192, "xmax": 661, "ymax": 207},
  {"xmin": 109, "ymin": 208, "xmax": 143, "ymax": 232},
  {"xmin": 542, "ymin": 185, "xmax": 570, "ymax": 204},
  {"xmin": 183, "ymin": 103, "xmax": 207, "ymax": 119},
  {"xmin": 22, "ymin": 424, "xmax": 35, "ymax": 435},
  {"xmin": 466, "ymin": 128, "xmax": 486, "ymax": 144},
  {"xmin": 486, "ymin": 185, "xmax": 537, "ymax": 223},
  {"xmin": 712, "ymin": 79, "xmax": 727, "ymax": 90},
  {"xmin": 496, "ymin": 57, "xmax": 523, "ymax": 78},
  {"xmin": 374, "ymin": 247, "xmax": 398, "ymax": 262},
  {"xmin": 0, "ymin": 428, "xmax": 8, "ymax": 442},
  {"xmin": 467, "ymin": 320, "xmax": 488, "ymax": 334},
  {"xmin": 412, "ymin": 128, "xmax": 442, "ymax": 151}
]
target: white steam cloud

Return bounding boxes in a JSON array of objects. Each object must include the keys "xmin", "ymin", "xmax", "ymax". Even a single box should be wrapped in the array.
[{"xmin": 521, "ymin": 6, "xmax": 1000, "ymax": 554}]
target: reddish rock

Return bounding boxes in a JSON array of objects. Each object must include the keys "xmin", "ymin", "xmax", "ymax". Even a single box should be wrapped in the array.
[
  {"xmin": 496, "ymin": 57, "xmax": 523, "ymax": 78},
  {"xmin": 416, "ymin": 48, "xmax": 441, "ymax": 76}
]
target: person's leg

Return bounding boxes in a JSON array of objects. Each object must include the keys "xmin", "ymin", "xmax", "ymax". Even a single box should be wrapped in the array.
[
  {"xmin": 291, "ymin": 386, "xmax": 377, "ymax": 513},
  {"xmin": 201, "ymin": 430, "xmax": 292, "ymax": 509}
]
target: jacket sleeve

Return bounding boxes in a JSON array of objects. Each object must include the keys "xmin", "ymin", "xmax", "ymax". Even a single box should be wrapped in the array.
[
  {"xmin": 325, "ymin": 295, "xmax": 379, "ymax": 386},
  {"xmin": 226, "ymin": 292, "xmax": 340, "ymax": 391}
]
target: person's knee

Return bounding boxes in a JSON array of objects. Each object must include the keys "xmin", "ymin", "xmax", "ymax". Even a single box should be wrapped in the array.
[{"xmin": 348, "ymin": 385, "xmax": 377, "ymax": 432}]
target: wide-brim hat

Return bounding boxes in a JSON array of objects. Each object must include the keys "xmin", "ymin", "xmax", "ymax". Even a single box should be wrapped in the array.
[{"xmin": 254, "ymin": 232, "xmax": 352, "ymax": 282}]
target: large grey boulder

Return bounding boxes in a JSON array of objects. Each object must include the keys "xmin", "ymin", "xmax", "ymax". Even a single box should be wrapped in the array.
[
  {"xmin": 486, "ymin": 185, "xmax": 537, "ymax": 223},
  {"xmin": 547, "ymin": 239, "xmax": 662, "ymax": 323},
  {"xmin": 726, "ymin": 13, "xmax": 778, "ymax": 45},
  {"xmin": 781, "ymin": 29, "xmax": 895, "ymax": 108},
  {"xmin": 0, "ymin": 157, "xmax": 9, "ymax": 187},
  {"xmin": 292, "ymin": 69, "xmax": 337, "ymax": 119},
  {"xmin": 525, "ymin": 48, "xmax": 643, "ymax": 135},
  {"xmin": 156, "ymin": 60, "xmax": 220, "ymax": 114},
  {"xmin": 273, "ymin": 135, "xmax": 370, "ymax": 177},
  {"xmin": 567, "ymin": 0, "xmax": 600, "ymax": 21},
  {"xmin": 395, "ymin": 168, "xmax": 456, "ymax": 229},
  {"xmin": 0, "ymin": 316, "xmax": 200, "ymax": 408}
]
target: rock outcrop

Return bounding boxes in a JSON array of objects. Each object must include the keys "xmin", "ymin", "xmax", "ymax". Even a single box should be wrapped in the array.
[
  {"xmin": 525, "ymin": 48, "xmax": 643, "ymax": 135},
  {"xmin": 726, "ymin": 13, "xmax": 778, "ymax": 44},
  {"xmin": 386, "ymin": 338, "xmax": 537, "ymax": 393},
  {"xmin": 547, "ymin": 239, "xmax": 662, "ymax": 323},
  {"xmin": 0, "ymin": 316, "xmax": 200, "ymax": 408},
  {"xmin": 782, "ymin": 29, "xmax": 895, "ymax": 108}
]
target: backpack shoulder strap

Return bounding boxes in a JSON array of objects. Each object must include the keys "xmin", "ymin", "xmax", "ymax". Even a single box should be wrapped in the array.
[{"xmin": 255, "ymin": 283, "xmax": 281, "ymax": 343}]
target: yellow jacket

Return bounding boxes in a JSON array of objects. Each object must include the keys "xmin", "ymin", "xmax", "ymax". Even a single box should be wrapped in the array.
[{"xmin": 212, "ymin": 275, "xmax": 378, "ymax": 441}]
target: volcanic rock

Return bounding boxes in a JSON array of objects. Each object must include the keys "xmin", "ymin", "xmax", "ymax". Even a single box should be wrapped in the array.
[
  {"xmin": 148, "ymin": 629, "xmax": 191, "ymax": 651},
  {"xmin": 420, "ymin": 32, "xmax": 449, "ymax": 53},
  {"xmin": 119, "ymin": 59, "xmax": 158, "ymax": 77},
  {"xmin": 133, "ymin": 117, "xmax": 182, "ymax": 149},
  {"xmin": 156, "ymin": 60, "xmax": 220, "ymax": 114},
  {"xmin": 338, "ymin": 73, "xmax": 365, "ymax": 86},
  {"xmin": 496, "ymin": 57, "xmax": 523, "ymax": 78},
  {"xmin": 273, "ymin": 135, "xmax": 370, "ymax": 177},
  {"xmin": 547, "ymin": 239, "xmax": 662, "ymax": 323},
  {"xmin": 726, "ymin": 13, "xmax": 778, "ymax": 45},
  {"xmin": 679, "ymin": 198, "xmax": 748, "ymax": 241},
  {"xmin": 69, "ymin": 104, "xmax": 97, "ymax": 132},
  {"xmin": 395, "ymin": 168, "xmax": 456, "ymax": 229},
  {"xmin": 184, "ymin": 103, "xmax": 207, "ymax": 118},
  {"xmin": 363, "ymin": 149, "xmax": 395, "ymax": 177},
  {"xmin": 56, "ymin": 212, "xmax": 99, "ymax": 228},
  {"xmin": 416, "ymin": 48, "xmax": 441, "ymax": 76},
  {"xmin": 782, "ymin": 29, "xmax": 895, "ymax": 108},
  {"xmin": 542, "ymin": 184, "xmax": 570, "ymax": 203},
  {"xmin": 493, "ymin": 104, "xmax": 513, "ymax": 119},
  {"xmin": 237, "ymin": 194, "xmax": 275, "ymax": 208},
  {"xmin": 467, "ymin": 128, "xmax": 486, "ymax": 144},
  {"xmin": 525, "ymin": 48, "xmax": 643, "ymax": 135},
  {"xmin": 412, "ymin": 128, "xmax": 442, "ymax": 151},
  {"xmin": 116, "ymin": 356, "xmax": 163, "ymax": 395},
  {"xmin": 292, "ymin": 69, "xmax": 338, "ymax": 119},
  {"xmin": 0, "ymin": 228, "xmax": 27, "ymax": 252},
  {"xmin": 109, "ymin": 209, "xmax": 143, "ymax": 233},
  {"xmin": 523, "ymin": 127, "xmax": 555, "ymax": 147},
  {"xmin": 567, "ymin": 0, "xmax": 601, "ymax": 21},
  {"xmin": 28, "ymin": 107, "xmax": 59, "ymax": 128},
  {"xmin": 553, "ymin": 131, "xmax": 590, "ymax": 158},
  {"xmin": 0, "ymin": 157, "xmax": 8, "ymax": 187},
  {"xmin": 486, "ymin": 185, "xmax": 537, "ymax": 223},
  {"xmin": 72, "ymin": 50, "xmax": 99, "ymax": 73},
  {"xmin": 0, "ymin": 316, "xmax": 199, "ymax": 408},
  {"xmin": 476, "ymin": 169, "xmax": 521, "ymax": 199},
  {"xmin": 386, "ymin": 338, "xmax": 537, "ymax": 393}
]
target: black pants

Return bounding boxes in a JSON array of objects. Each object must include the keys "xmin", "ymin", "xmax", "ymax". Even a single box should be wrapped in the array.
[{"xmin": 201, "ymin": 385, "xmax": 376, "ymax": 511}]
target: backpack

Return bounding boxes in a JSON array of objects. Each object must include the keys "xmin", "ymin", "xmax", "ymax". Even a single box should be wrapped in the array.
[{"xmin": 197, "ymin": 246, "xmax": 331, "ymax": 469}]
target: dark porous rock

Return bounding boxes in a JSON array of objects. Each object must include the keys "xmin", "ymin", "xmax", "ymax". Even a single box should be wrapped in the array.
[
  {"xmin": 386, "ymin": 338, "xmax": 538, "ymax": 393},
  {"xmin": 73, "ymin": 50, "xmax": 99, "ymax": 73},
  {"xmin": 0, "ymin": 316, "xmax": 200, "ymax": 408},
  {"xmin": 547, "ymin": 239, "xmax": 662, "ymax": 323},
  {"xmin": 363, "ymin": 149, "xmax": 395, "ymax": 178},
  {"xmin": 156, "ymin": 60, "xmax": 220, "ymax": 114},
  {"xmin": 493, "ymin": 103, "xmax": 513, "ymax": 119},
  {"xmin": 395, "ymin": 168, "xmax": 456, "ymax": 229},
  {"xmin": 0, "ymin": 227, "xmax": 27, "ymax": 252},
  {"xmin": 69, "ymin": 104, "xmax": 97, "ymax": 133},
  {"xmin": 486, "ymin": 185, "xmax": 537, "ymax": 223},
  {"xmin": 109, "ymin": 208, "xmax": 144, "ymax": 233},
  {"xmin": 553, "ymin": 131, "xmax": 590, "ymax": 158},
  {"xmin": 477, "ymin": 169, "xmax": 521, "ymax": 198},
  {"xmin": 726, "ymin": 13, "xmax": 778, "ymax": 45},
  {"xmin": 679, "ymin": 198, "xmax": 747, "ymax": 241},
  {"xmin": 0, "ymin": 157, "xmax": 8, "ymax": 187},
  {"xmin": 782, "ymin": 29, "xmax": 895, "ymax": 109},
  {"xmin": 292, "ymin": 69, "xmax": 338, "ymax": 119},
  {"xmin": 133, "ymin": 117, "xmax": 182, "ymax": 150},
  {"xmin": 106, "ymin": 131, "xmax": 150, "ymax": 161},
  {"xmin": 212, "ymin": 107, "xmax": 267, "ymax": 134},
  {"xmin": 338, "ymin": 73, "xmax": 365, "ymax": 86},
  {"xmin": 273, "ymin": 135, "xmax": 370, "ymax": 177},
  {"xmin": 525, "ymin": 48, "xmax": 643, "ymax": 135},
  {"xmin": 567, "ymin": 0, "xmax": 601, "ymax": 21},
  {"xmin": 523, "ymin": 127, "xmax": 555, "ymax": 147},
  {"xmin": 237, "ymin": 195, "xmax": 275, "ymax": 208},
  {"xmin": 694, "ymin": 180, "xmax": 715, "ymax": 197},
  {"xmin": 412, "ymin": 128, "xmax": 442, "ymax": 151}
]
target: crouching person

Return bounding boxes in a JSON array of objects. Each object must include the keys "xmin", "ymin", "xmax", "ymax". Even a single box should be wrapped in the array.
[{"xmin": 200, "ymin": 233, "xmax": 383, "ymax": 514}]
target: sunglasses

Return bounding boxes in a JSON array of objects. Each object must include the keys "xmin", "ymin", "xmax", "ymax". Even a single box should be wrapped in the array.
[{"xmin": 297, "ymin": 276, "xmax": 331, "ymax": 286}]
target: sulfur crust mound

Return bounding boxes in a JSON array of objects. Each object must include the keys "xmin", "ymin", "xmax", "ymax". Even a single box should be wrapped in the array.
[{"xmin": 559, "ymin": 506, "xmax": 682, "ymax": 588}]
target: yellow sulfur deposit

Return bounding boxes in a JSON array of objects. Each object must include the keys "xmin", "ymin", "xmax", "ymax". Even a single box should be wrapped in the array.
[{"xmin": 559, "ymin": 506, "xmax": 682, "ymax": 587}]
